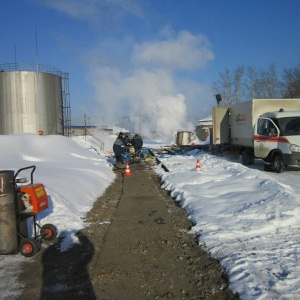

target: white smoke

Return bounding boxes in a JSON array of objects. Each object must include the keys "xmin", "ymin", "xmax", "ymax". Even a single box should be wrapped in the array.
[
  {"xmin": 91, "ymin": 67, "xmax": 193, "ymax": 139},
  {"xmin": 87, "ymin": 29, "xmax": 214, "ymax": 140}
]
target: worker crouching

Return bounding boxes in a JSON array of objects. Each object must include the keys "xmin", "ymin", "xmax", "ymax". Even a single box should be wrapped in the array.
[{"xmin": 131, "ymin": 134, "xmax": 143, "ymax": 153}]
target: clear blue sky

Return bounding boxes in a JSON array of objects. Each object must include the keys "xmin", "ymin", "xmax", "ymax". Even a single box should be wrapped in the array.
[{"xmin": 1, "ymin": 0, "xmax": 299, "ymax": 130}]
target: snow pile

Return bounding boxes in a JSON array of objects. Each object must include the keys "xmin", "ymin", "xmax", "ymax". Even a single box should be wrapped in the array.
[
  {"xmin": 0, "ymin": 134, "xmax": 115, "ymax": 251},
  {"xmin": 155, "ymin": 150, "xmax": 300, "ymax": 299}
]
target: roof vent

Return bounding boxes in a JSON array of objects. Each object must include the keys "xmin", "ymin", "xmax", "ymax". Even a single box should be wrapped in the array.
[{"xmin": 279, "ymin": 108, "xmax": 284, "ymax": 112}]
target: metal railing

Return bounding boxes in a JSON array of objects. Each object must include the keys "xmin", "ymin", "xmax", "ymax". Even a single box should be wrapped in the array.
[
  {"xmin": 0, "ymin": 63, "xmax": 65, "ymax": 77},
  {"xmin": 85, "ymin": 132, "xmax": 105, "ymax": 154}
]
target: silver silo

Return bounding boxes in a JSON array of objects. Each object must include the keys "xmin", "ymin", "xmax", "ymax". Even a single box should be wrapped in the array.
[{"xmin": 0, "ymin": 63, "xmax": 71, "ymax": 136}]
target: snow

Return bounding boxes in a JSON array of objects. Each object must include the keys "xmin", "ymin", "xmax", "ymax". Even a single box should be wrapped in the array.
[
  {"xmin": 1, "ymin": 133, "xmax": 300, "ymax": 299},
  {"xmin": 155, "ymin": 149, "xmax": 300, "ymax": 299}
]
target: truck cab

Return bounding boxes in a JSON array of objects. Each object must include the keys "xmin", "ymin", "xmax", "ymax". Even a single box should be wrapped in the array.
[{"xmin": 254, "ymin": 110, "xmax": 300, "ymax": 172}]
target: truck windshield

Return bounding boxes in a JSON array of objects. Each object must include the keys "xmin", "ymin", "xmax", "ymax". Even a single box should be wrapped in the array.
[{"xmin": 277, "ymin": 117, "xmax": 300, "ymax": 136}]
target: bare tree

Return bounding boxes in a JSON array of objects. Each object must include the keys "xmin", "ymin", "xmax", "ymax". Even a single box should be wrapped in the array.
[
  {"xmin": 212, "ymin": 66, "xmax": 245, "ymax": 106},
  {"xmin": 260, "ymin": 64, "xmax": 279, "ymax": 98},
  {"xmin": 212, "ymin": 63, "xmax": 300, "ymax": 106},
  {"xmin": 244, "ymin": 66, "xmax": 259, "ymax": 99},
  {"xmin": 233, "ymin": 66, "xmax": 245, "ymax": 103},
  {"xmin": 244, "ymin": 64, "xmax": 280, "ymax": 99},
  {"xmin": 281, "ymin": 65, "xmax": 300, "ymax": 98}
]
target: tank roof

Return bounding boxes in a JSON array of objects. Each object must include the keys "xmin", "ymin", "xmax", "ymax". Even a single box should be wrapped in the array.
[{"xmin": 0, "ymin": 63, "xmax": 67, "ymax": 77}]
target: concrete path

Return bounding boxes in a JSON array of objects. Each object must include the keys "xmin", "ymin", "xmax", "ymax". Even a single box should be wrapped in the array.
[{"xmin": 90, "ymin": 162, "xmax": 237, "ymax": 299}]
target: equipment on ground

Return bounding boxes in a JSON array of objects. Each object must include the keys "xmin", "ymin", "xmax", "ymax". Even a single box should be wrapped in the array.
[{"xmin": 0, "ymin": 166, "xmax": 58, "ymax": 257}]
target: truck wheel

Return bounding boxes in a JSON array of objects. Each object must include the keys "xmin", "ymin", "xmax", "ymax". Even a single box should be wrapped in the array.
[
  {"xmin": 242, "ymin": 150, "xmax": 253, "ymax": 165},
  {"xmin": 41, "ymin": 224, "xmax": 58, "ymax": 241},
  {"xmin": 272, "ymin": 154, "xmax": 284, "ymax": 173},
  {"xmin": 19, "ymin": 238, "xmax": 39, "ymax": 257}
]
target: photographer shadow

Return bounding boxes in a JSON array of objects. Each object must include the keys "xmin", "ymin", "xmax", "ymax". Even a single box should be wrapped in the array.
[{"xmin": 41, "ymin": 230, "xmax": 95, "ymax": 300}]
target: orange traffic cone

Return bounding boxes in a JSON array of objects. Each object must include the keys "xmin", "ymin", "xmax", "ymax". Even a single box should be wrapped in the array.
[
  {"xmin": 195, "ymin": 159, "xmax": 201, "ymax": 171},
  {"xmin": 123, "ymin": 162, "xmax": 133, "ymax": 176}
]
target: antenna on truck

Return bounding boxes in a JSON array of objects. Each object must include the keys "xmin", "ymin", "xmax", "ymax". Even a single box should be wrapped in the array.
[{"xmin": 215, "ymin": 94, "xmax": 222, "ymax": 106}]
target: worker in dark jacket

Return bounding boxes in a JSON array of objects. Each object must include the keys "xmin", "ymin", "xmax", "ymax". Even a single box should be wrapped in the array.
[
  {"xmin": 124, "ymin": 134, "xmax": 131, "ymax": 152},
  {"xmin": 131, "ymin": 134, "xmax": 143, "ymax": 153},
  {"xmin": 113, "ymin": 132, "xmax": 126, "ymax": 166}
]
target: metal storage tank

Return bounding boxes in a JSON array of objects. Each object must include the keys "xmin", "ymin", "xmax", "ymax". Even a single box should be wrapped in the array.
[
  {"xmin": 176, "ymin": 131, "xmax": 193, "ymax": 146},
  {"xmin": 0, "ymin": 63, "xmax": 71, "ymax": 136}
]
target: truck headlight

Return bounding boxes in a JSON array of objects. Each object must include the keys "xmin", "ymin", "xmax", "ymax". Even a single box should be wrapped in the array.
[{"xmin": 290, "ymin": 144, "xmax": 300, "ymax": 152}]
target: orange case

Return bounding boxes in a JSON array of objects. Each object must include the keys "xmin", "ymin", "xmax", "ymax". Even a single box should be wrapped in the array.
[{"xmin": 20, "ymin": 184, "xmax": 48, "ymax": 214}]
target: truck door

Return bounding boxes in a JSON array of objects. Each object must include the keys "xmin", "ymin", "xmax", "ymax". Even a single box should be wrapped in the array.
[
  {"xmin": 212, "ymin": 106, "xmax": 229, "ymax": 145},
  {"xmin": 254, "ymin": 117, "xmax": 280, "ymax": 158}
]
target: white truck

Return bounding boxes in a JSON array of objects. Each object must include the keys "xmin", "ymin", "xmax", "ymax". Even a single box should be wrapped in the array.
[{"xmin": 212, "ymin": 99, "xmax": 300, "ymax": 173}]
